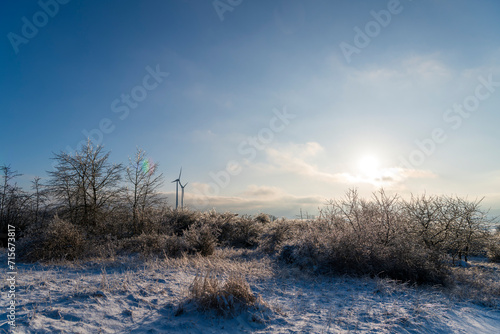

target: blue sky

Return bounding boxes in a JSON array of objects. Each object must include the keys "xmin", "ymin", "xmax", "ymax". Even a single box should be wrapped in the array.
[{"xmin": 1, "ymin": 0, "xmax": 500, "ymax": 218}]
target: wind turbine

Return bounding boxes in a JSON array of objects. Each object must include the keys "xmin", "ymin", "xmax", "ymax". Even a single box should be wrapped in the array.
[
  {"xmin": 171, "ymin": 168, "xmax": 182, "ymax": 210},
  {"xmin": 180, "ymin": 181, "xmax": 188, "ymax": 209}
]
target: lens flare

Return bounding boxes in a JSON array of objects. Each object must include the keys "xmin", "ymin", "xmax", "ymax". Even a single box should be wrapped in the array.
[{"xmin": 141, "ymin": 158, "xmax": 155, "ymax": 175}]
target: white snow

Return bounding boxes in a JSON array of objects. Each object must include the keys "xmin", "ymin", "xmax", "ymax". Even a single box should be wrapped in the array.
[{"xmin": 2, "ymin": 249, "xmax": 500, "ymax": 333}]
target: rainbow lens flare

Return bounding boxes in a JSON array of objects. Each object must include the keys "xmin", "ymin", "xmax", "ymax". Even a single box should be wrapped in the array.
[{"xmin": 141, "ymin": 158, "xmax": 155, "ymax": 175}]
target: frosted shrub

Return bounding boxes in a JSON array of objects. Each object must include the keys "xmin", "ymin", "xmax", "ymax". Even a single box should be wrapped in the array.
[
  {"xmin": 19, "ymin": 216, "xmax": 85, "ymax": 262},
  {"xmin": 259, "ymin": 219, "xmax": 308, "ymax": 254},
  {"xmin": 279, "ymin": 190, "xmax": 450, "ymax": 284},
  {"xmin": 121, "ymin": 233, "xmax": 187, "ymax": 258},
  {"xmin": 487, "ymin": 230, "xmax": 500, "ymax": 263},
  {"xmin": 219, "ymin": 215, "xmax": 263, "ymax": 248},
  {"xmin": 165, "ymin": 209, "xmax": 202, "ymax": 236},
  {"xmin": 254, "ymin": 213, "xmax": 271, "ymax": 225},
  {"xmin": 184, "ymin": 221, "xmax": 220, "ymax": 256}
]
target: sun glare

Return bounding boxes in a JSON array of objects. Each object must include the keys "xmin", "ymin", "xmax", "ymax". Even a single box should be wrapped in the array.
[{"xmin": 358, "ymin": 155, "xmax": 380, "ymax": 177}]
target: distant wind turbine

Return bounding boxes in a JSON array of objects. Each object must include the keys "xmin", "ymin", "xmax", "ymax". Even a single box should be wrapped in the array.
[
  {"xmin": 180, "ymin": 181, "xmax": 188, "ymax": 209},
  {"xmin": 171, "ymin": 167, "xmax": 182, "ymax": 210}
]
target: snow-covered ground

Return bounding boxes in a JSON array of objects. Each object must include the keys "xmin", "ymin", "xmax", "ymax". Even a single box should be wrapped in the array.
[{"xmin": 2, "ymin": 248, "xmax": 500, "ymax": 333}]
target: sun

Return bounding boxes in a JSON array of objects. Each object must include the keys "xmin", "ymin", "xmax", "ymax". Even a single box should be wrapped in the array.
[{"xmin": 358, "ymin": 155, "xmax": 380, "ymax": 177}]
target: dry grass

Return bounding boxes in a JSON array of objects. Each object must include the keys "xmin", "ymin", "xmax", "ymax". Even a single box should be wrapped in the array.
[
  {"xmin": 185, "ymin": 271, "xmax": 257, "ymax": 315},
  {"xmin": 156, "ymin": 247, "xmax": 275, "ymax": 280},
  {"xmin": 449, "ymin": 259, "xmax": 500, "ymax": 308},
  {"xmin": 169, "ymin": 249, "xmax": 274, "ymax": 318},
  {"xmin": 487, "ymin": 232, "xmax": 500, "ymax": 263},
  {"xmin": 174, "ymin": 269, "xmax": 271, "ymax": 319}
]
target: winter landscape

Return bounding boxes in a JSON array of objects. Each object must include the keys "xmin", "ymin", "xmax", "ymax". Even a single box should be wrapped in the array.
[
  {"xmin": 2, "ymin": 225, "xmax": 500, "ymax": 333},
  {"xmin": 3, "ymin": 1, "xmax": 500, "ymax": 333},
  {"xmin": 1, "ymin": 145, "xmax": 500, "ymax": 332}
]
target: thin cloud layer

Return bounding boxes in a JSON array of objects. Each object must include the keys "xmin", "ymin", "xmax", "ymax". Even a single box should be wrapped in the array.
[
  {"xmin": 180, "ymin": 183, "xmax": 324, "ymax": 218},
  {"xmin": 254, "ymin": 142, "xmax": 437, "ymax": 188}
]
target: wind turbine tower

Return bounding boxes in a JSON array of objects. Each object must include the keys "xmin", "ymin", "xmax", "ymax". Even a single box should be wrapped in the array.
[
  {"xmin": 180, "ymin": 181, "xmax": 188, "ymax": 209},
  {"xmin": 171, "ymin": 168, "xmax": 182, "ymax": 210}
]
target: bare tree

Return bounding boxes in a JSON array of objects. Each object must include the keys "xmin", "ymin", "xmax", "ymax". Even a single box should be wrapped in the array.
[
  {"xmin": 404, "ymin": 194, "xmax": 492, "ymax": 263},
  {"xmin": 0, "ymin": 165, "xmax": 31, "ymax": 240},
  {"xmin": 322, "ymin": 188, "xmax": 369, "ymax": 235},
  {"xmin": 371, "ymin": 189, "xmax": 401, "ymax": 246},
  {"xmin": 0, "ymin": 165, "xmax": 21, "ymax": 225},
  {"xmin": 446, "ymin": 197, "xmax": 490, "ymax": 262},
  {"xmin": 403, "ymin": 194, "xmax": 451, "ymax": 250},
  {"xmin": 125, "ymin": 147, "xmax": 164, "ymax": 234},
  {"xmin": 30, "ymin": 176, "xmax": 49, "ymax": 225},
  {"xmin": 47, "ymin": 140, "xmax": 123, "ymax": 230}
]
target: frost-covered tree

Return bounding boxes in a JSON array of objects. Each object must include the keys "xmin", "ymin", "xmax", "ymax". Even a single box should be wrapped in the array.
[
  {"xmin": 125, "ymin": 147, "xmax": 164, "ymax": 234},
  {"xmin": 47, "ymin": 140, "xmax": 123, "ymax": 229}
]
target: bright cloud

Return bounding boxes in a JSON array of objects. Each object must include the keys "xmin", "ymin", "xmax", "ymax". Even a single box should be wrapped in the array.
[{"xmin": 256, "ymin": 142, "xmax": 437, "ymax": 188}]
